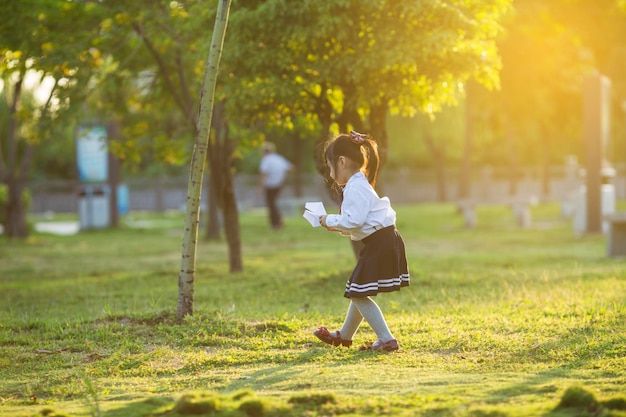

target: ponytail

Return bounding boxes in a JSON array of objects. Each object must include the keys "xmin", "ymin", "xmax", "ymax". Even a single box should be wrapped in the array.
[
  {"xmin": 323, "ymin": 130, "xmax": 380, "ymax": 188},
  {"xmin": 361, "ymin": 138, "xmax": 379, "ymax": 188}
]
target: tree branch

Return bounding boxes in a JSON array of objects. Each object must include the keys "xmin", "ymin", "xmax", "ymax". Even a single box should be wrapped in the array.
[
  {"xmin": 131, "ymin": 21, "xmax": 196, "ymax": 132},
  {"xmin": 6, "ymin": 67, "xmax": 25, "ymax": 179},
  {"xmin": 176, "ymin": 49, "xmax": 194, "ymax": 121}
]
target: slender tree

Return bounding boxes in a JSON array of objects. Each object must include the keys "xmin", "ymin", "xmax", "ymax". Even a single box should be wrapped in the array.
[{"xmin": 178, "ymin": 0, "xmax": 231, "ymax": 320}]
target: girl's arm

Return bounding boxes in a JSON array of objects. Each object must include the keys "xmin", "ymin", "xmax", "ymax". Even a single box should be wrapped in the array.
[{"xmin": 324, "ymin": 186, "xmax": 370, "ymax": 232}]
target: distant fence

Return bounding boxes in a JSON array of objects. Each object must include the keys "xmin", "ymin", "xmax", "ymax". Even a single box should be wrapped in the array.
[{"xmin": 28, "ymin": 164, "xmax": 626, "ymax": 214}]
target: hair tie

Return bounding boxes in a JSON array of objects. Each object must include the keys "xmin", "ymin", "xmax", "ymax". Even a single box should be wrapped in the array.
[{"xmin": 350, "ymin": 130, "xmax": 366, "ymax": 145}]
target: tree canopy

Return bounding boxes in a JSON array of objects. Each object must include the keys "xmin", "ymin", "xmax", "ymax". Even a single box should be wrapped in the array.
[
  {"xmin": 384, "ymin": 0, "xmax": 626, "ymax": 177},
  {"xmin": 223, "ymin": 0, "xmax": 511, "ymax": 160},
  {"xmin": 3, "ymin": 0, "xmax": 626, "ymax": 194},
  {"xmin": 0, "ymin": 0, "xmax": 106, "ymax": 236}
]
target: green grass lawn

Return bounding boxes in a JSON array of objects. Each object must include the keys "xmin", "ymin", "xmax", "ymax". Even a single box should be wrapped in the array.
[{"xmin": 1, "ymin": 203, "xmax": 625, "ymax": 417}]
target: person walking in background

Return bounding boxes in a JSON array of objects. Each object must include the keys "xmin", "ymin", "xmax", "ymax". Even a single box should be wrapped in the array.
[
  {"xmin": 259, "ymin": 142, "xmax": 293, "ymax": 230},
  {"xmin": 313, "ymin": 131, "xmax": 410, "ymax": 351}
]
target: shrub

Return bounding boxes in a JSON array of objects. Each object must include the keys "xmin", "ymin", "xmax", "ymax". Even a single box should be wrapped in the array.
[
  {"xmin": 288, "ymin": 393, "xmax": 336, "ymax": 406},
  {"xmin": 603, "ymin": 397, "xmax": 626, "ymax": 411},
  {"xmin": 239, "ymin": 399, "xmax": 267, "ymax": 417},
  {"xmin": 556, "ymin": 386, "xmax": 598, "ymax": 411},
  {"xmin": 173, "ymin": 392, "xmax": 220, "ymax": 415}
]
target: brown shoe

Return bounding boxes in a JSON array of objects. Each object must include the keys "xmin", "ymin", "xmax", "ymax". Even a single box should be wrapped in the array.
[
  {"xmin": 359, "ymin": 339, "xmax": 399, "ymax": 351},
  {"xmin": 313, "ymin": 327, "xmax": 352, "ymax": 347}
]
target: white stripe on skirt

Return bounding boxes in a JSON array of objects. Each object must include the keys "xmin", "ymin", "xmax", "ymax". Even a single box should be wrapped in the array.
[{"xmin": 345, "ymin": 274, "xmax": 410, "ymax": 294}]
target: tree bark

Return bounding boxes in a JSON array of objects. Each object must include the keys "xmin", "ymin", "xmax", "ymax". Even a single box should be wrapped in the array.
[
  {"xmin": 336, "ymin": 84, "xmax": 364, "ymax": 134},
  {"xmin": 209, "ymin": 100, "xmax": 243, "ymax": 272},
  {"xmin": 313, "ymin": 90, "xmax": 336, "ymax": 207},
  {"xmin": 4, "ymin": 179, "xmax": 28, "ymax": 238},
  {"xmin": 204, "ymin": 172, "xmax": 221, "ymax": 240},
  {"xmin": 107, "ymin": 122, "xmax": 121, "ymax": 228},
  {"xmin": 502, "ymin": 99, "xmax": 520, "ymax": 197},
  {"xmin": 177, "ymin": 0, "xmax": 231, "ymax": 320},
  {"xmin": 368, "ymin": 100, "xmax": 389, "ymax": 167},
  {"xmin": 292, "ymin": 132, "xmax": 303, "ymax": 198},
  {"xmin": 132, "ymin": 21, "xmax": 195, "ymax": 130},
  {"xmin": 221, "ymin": 170, "xmax": 242, "ymax": 272},
  {"xmin": 458, "ymin": 81, "xmax": 474, "ymax": 201},
  {"xmin": 2, "ymin": 69, "xmax": 29, "ymax": 238},
  {"xmin": 423, "ymin": 131, "xmax": 448, "ymax": 202},
  {"xmin": 540, "ymin": 125, "xmax": 552, "ymax": 200}
]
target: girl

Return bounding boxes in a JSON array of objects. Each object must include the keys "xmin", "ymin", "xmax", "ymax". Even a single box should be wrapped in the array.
[{"xmin": 314, "ymin": 131, "xmax": 410, "ymax": 351}]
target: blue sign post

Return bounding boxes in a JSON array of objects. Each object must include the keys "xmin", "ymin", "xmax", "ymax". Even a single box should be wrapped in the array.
[
  {"xmin": 76, "ymin": 125, "xmax": 110, "ymax": 229},
  {"xmin": 76, "ymin": 125, "xmax": 109, "ymax": 183}
]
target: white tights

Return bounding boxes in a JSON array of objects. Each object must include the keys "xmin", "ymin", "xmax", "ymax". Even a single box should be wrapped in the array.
[{"xmin": 338, "ymin": 297, "xmax": 394, "ymax": 342}]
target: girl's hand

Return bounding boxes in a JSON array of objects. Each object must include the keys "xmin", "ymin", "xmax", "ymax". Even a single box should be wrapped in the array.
[
  {"xmin": 319, "ymin": 215, "xmax": 328, "ymax": 228},
  {"xmin": 319, "ymin": 215, "xmax": 339, "ymax": 232}
]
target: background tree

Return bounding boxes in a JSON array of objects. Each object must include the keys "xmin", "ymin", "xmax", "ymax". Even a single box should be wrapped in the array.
[
  {"xmin": 556, "ymin": 0, "xmax": 626, "ymax": 164},
  {"xmin": 384, "ymin": 0, "xmax": 626, "ymax": 202},
  {"xmin": 224, "ymin": 0, "xmax": 511, "ymax": 183},
  {"xmin": 98, "ymin": 0, "xmax": 244, "ymax": 271},
  {"xmin": 473, "ymin": 0, "xmax": 626, "ymax": 199},
  {"xmin": 477, "ymin": 0, "xmax": 594, "ymax": 198},
  {"xmin": 0, "ymin": 0, "xmax": 105, "ymax": 238}
]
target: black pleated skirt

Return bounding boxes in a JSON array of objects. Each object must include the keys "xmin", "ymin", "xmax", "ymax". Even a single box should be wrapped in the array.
[{"xmin": 344, "ymin": 226, "xmax": 410, "ymax": 298}]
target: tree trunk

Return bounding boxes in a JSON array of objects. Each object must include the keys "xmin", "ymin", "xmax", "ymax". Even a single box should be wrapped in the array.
[
  {"xmin": 502, "ymin": 99, "xmax": 520, "ymax": 197},
  {"xmin": 423, "ymin": 131, "xmax": 448, "ymax": 202},
  {"xmin": 541, "ymin": 125, "xmax": 552, "ymax": 200},
  {"xmin": 4, "ymin": 178, "xmax": 28, "ymax": 238},
  {"xmin": 458, "ymin": 81, "xmax": 474, "ymax": 201},
  {"xmin": 368, "ymin": 100, "xmax": 389, "ymax": 167},
  {"xmin": 210, "ymin": 100, "xmax": 243, "ymax": 273},
  {"xmin": 2, "ymin": 69, "xmax": 31, "ymax": 238},
  {"xmin": 542, "ymin": 158, "xmax": 551, "ymax": 199},
  {"xmin": 313, "ymin": 92, "xmax": 338, "ymax": 207},
  {"xmin": 313, "ymin": 87, "xmax": 333, "ymax": 178},
  {"xmin": 292, "ymin": 132, "xmax": 303, "ymax": 198},
  {"xmin": 221, "ymin": 170, "xmax": 242, "ymax": 272},
  {"xmin": 107, "ymin": 122, "xmax": 121, "ymax": 228},
  {"xmin": 177, "ymin": 0, "xmax": 231, "ymax": 320},
  {"xmin": 337, "ymin": 84, "xmax": 364, "ymax": 134},
  {"xmin": 505, "ymin": 120, "xmax": 519, "ymax": 196},
  {"xmin": 204, "ymin": 172, "xmax": 221, "ymax": 240}
]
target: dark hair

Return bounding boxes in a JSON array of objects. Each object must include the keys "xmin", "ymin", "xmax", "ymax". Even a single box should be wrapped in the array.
[{"xmin": 323, "ymin": 132, "xmax": 380, "ymax": 188}]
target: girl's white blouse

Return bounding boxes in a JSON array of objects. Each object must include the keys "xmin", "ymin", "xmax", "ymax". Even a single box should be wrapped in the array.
[{"xmin": 324, "ymin": 172, "xmax": 396, "ymax": 241}]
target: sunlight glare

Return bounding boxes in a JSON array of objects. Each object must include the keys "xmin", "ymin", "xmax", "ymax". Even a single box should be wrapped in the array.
[{"xmin": 24, "ymin": 70, "xmax": 56, "ymax": 105}]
